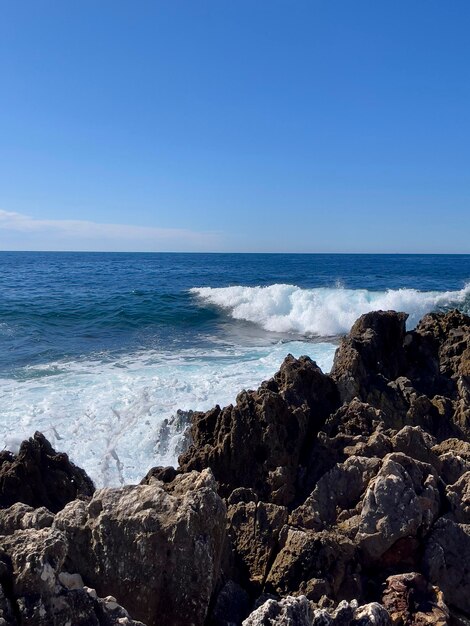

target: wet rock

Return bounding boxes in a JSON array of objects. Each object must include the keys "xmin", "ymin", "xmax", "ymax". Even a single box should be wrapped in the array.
[
  {"xmin": 312, "ymin": 600, "xmax": 392, "ymax": 625},
  {"xmin": 352, "ymin": 602, "xmax": 392, "ymax": 625},
  {"xmin": 382, "ymin": 572, "xmax": 449, "ymax": 626},
  {"xmin": 179, "ymin": 355, "xmax": 338, "ymax": 505},
  {"xmin": 0, "ymin": 432, "xmax": 94, "ymax": 513},
  {"xmin": 140, "ymin": 465, "xmax": 178, "ymax": 484},
  {"xmin": 243, "ymin": 597, "xmax": 392, "ymax": 626},
  {"xmin": 55, "ymin": 468, "xmax": 226, "ymax": 626}
]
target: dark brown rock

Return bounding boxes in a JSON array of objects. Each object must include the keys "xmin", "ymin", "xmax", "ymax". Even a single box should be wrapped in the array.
[
  {"xmin": 331, "ymin": 310, "xmax": 408, "ymax": 407},
  {"xmin": 227, "ymin": 499, "xmax": 288, "ymax": 588},
  {"xmin": 179, "ymin": 355, "xmax": 338, "ymax": 506},
  {"xmin": 382, "ymin": 572, "xmax": 449, "ymax": 626},
  {"xmin": 265, "ymin": 527, "xmax": 359, "ymax": 602},
  {"xmin": 0, "ymin": 432, "xmax": 94, "ymax": 513}
]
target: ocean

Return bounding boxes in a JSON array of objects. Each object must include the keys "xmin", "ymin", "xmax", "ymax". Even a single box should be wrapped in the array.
[{"xmin": 1, "ymin": 252, "xmax": 469, "ymax": 486}]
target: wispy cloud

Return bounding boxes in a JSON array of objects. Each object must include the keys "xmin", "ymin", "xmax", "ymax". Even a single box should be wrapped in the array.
[{"xmin": 0, "ymin": 209, "xmax": 218, "ymax": 251}]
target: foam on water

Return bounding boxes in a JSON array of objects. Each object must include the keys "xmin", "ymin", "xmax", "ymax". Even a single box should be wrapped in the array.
[
  {"xmin": 0, "ymin": 341, "xmax": 336, "ymax": 487},
  {"xmin": 192, "ymin": 283, "xmax": 470, "ymax": 336}
]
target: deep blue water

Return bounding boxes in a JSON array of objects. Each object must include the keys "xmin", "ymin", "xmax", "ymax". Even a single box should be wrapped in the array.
[
  {"xmin": 1, "ymin": 252, "xmax": 470, "ymax": 484},
  {"xmin": 1, "ymin": 252, "xmax": 469, "ymax": 374}
]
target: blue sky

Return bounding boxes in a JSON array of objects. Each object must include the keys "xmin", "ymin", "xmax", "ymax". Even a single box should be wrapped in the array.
[{"xmin": 1, "ymin": 1, "xmax": 469, "ymax": 252}]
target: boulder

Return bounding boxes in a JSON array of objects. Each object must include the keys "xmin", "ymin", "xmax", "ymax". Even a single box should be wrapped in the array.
[
  {"xmin": 356, "ymin": 453, "xmax": 440, "ymax": 563},
  {"xmin": 265, "ymin": 527, "xmax": 359, "ymax": 601},
  {"xmin": 55, "ymin": 468, "xmax": 226, "ymax": 626},
  {"xmin": 0, "ymin": 526, "xmax": 144, "ymax": 625},
  {"xmin": 290, "ymin": 456, "xmax": 381, "ymax": 531},
  {"xmin": 226, "ymin": 495, "xmax": 288, "ymax": 588},
  {"xmin": 0, "ymin": 432, "xmax": 94, "ymax": 513}
]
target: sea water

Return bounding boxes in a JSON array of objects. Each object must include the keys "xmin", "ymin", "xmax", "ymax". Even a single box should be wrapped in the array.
[{"xmin": 1, "ymin": 252, "xmax": 469, "ymax": 486}]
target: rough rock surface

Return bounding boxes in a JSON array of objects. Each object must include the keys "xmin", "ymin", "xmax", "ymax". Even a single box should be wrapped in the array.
[
  {"xmin": 0, "ymin": 432, "xmax": 94, "ymax": 513},
  {"xmin": 382, "ymin": 572, "xmax": 449, "ymax": 626},
  {"xmin": 179, "ymin": 355, "xmax": 339, "ymax": 505},
  {"xmin": 2, "ymin": 309, "xmax": 470, "ymax": 625},
  {"xmin": 0, "ymin": 525, "xmax": 145, "ymax": 625},
  {"xmin": 55, "ymin": 468, "xmax": 226, "ymax": 626}
]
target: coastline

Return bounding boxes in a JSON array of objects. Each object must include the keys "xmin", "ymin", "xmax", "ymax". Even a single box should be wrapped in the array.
[{"xmin": 1, "ymin": 308, "xmax": 470, "ymax": 624}]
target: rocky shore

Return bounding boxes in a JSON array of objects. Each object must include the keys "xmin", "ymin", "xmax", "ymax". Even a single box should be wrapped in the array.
[{"xmin": 1, "ymin": 309, "xmax": 470, "ymax": 625}]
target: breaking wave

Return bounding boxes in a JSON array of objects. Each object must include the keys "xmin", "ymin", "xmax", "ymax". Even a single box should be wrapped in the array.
[{"xmin": 191, "ymin": 283, "xmax": 470, "ymax": 337}]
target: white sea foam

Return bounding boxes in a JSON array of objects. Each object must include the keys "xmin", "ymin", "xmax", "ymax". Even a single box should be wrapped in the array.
[
  {"xmin": 191, "ymin": 284, "xmax": 470, "ymax": 336},
  {"xmin": 0, "ymin": 341, "xmax": 336, "ymax": 487}
]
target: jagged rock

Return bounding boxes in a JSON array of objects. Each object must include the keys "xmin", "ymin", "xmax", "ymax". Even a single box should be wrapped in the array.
[
  {"xmin": 408, "ymin": 310, "xmax": 470, "ymax": 392},
  {"xmin": 331, "ymin": 310, "xmax": 408, "ymax": 408},
  {"xmin": 265, "ymin": 528, "xmax": 359, "ymax": 601},
  {"xmin": 243, "ymin": 597, "xmax": 392, "ymax": 626},
  {"xmin": 179, "ymin": 355, "xmax": 338, "ymax": 505},
  {"xmin": 0, "ymin": 432, "xmax": 94, "ymax": 513},
  {"xmin": 352, "ymin": 602, "xmax": 392, "ymax": 625},
  {"xmin": 140, "ymin": 465, "xmax": 178, "ymax": 484},
  {"xmin": 55, "ymin": 468, "xmax": 226, "ymax": 626},
  {"xmin": 242, "ymin": 595, "xmax": 312, "ymax": 626},
  {"xmin": 382, "ymin": 572, "xmax": 449, "ymax": 626},
  {"xmin": 356, "ymin": 453, "xmax": 440, "ymax": 563},
  {"xmin": 391, "ymin": 426, "xmax": 439, "ymax": 468},
  {"xmin": 290, "ymin": 456, "xmax": 381, "ymax": 531},
  {"xmin": 0, "ymin": 526, "xmax": 144, "ymax": 625},
  {"xmin": 312, "ymin": 600, "xmax": 392, "ymax": 625},
  {"xmin": 446, "ymin": 471, "xmax": 470, "ymax": 523},
  {"xmin": 423, "ymin": 517, "xmax": 470, "ymax": 615},
  {"xmin": 0, "ymin": 503, "xmax": 54, "ymax": 535},
  {"xmin": 227, "ymin": 498, "xmax": 288, "ymax": 588},
  {"xmin": 433, "ymin": 439, "xmax": 470, "ymax": 485}
]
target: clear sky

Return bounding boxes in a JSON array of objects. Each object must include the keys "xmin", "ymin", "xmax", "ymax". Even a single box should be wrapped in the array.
[{"xmin": 1, "ymin": 1, "xmax": 469, "ymax": 253}]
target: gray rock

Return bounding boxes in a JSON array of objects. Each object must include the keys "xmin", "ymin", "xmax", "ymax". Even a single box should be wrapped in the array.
[
  {"xmin": 55, "ymin": 468, "xmax": 226, "ymax": 626},
  {"xmin": 423, "ymin": 517, "xmax": 470, "ymax": 615},
  {"xmin": 446, "ymin": 471, "xmax": 470, "ymax": 523},
  {"xmin": 356, "ymin": 453, "xmax": 440, "ymax": 562},
  {"xmin": 242, "ymin": 595, "xmax": 312, "ymax": 626},
  {"xmin": 0, "ymin": 503, "xmax": 54, "ymax": 535}
]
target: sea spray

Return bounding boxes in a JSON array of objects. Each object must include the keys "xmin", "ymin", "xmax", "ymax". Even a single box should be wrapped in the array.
[{"xmin": 192, "ymin": 283, "xmax": 470, "ymax": 336}]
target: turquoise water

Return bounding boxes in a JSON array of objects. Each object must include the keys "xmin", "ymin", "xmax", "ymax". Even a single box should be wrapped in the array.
[{"xmin": 1, "ymin": 252, "xmax": 469, "ymax": 485}]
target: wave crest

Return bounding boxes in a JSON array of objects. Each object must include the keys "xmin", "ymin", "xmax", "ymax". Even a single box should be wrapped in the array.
[{"xmin": 191, "ymin": 283, "xmax": 470, "ymax": 336}]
